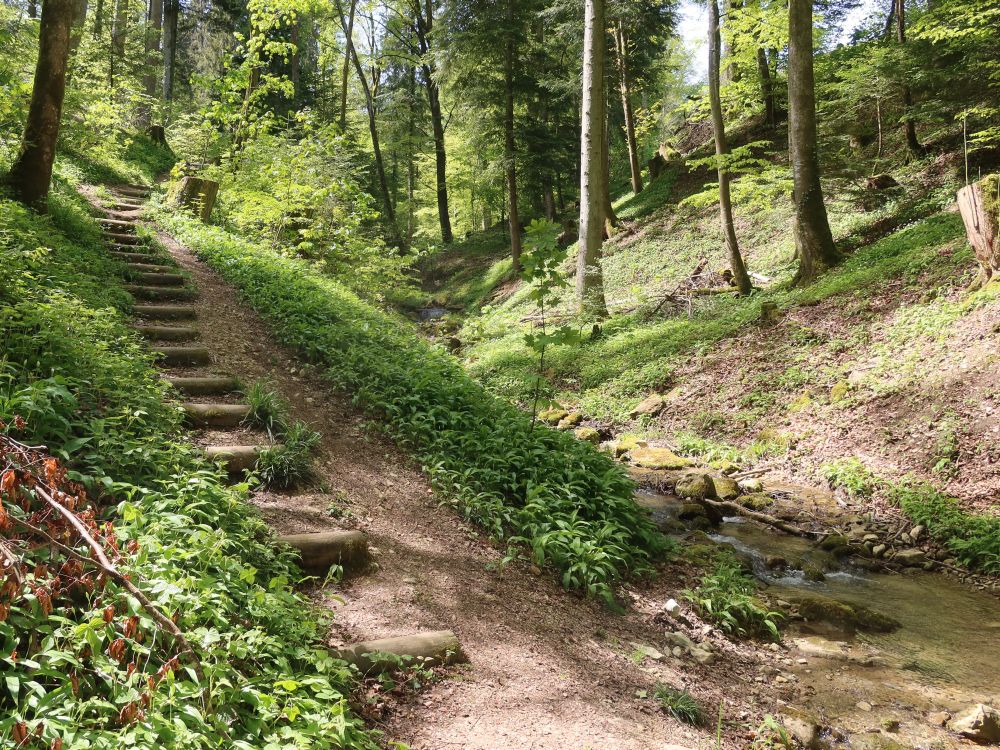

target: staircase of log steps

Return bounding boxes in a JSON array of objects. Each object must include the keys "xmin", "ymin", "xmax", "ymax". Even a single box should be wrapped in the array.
[{"xmin": 97, "ymin": 184, "xmax": 464, "ymax": 673}]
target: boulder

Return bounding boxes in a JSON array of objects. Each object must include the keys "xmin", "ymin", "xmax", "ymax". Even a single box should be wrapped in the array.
[
  {"xmin": 630, "ymin": 393, "xmax": 665, "ymax": 418},
  {"xmin": 791, "ymin": 592, "xmax": 900, "ymax": 633},
  {"xmin": 780, "ymin": 707, "xmax": 823, "ymax": 749},
  {"xmin": 675, "ymin": 473, "xmax": 714, "ymax": 500},
  {"xmin": 613, "ymin": 433, "xmax": 646, "ymax": 458},
  {"xmin": 712, "ymin": 476, "xmax": 740, "ymax": 501},
  {"xmin": 893, "ymin": 548, "xmax": 926, "ymax": 567},
  {"xmin": 556, "ymin": 412, "xmax": 583, "ymax": 429},
  {"xmin": 741, "ymin": 492, "xmax": 773, "ymax": 510},
  {"xmin": 574, "ymin": 426, "xmax": 600, "ymax": 445},
  {"xmin": 830, "ymin": 380, "xmax": 852, "ymax": 402},
  {"xmin": 538, "ymin": 408, "xmax": 568, "ymax": 424},
  {"xmin": 950, "ymin": 704, "xmax": 1000, "ymax": 744},
  {"xmin": 630, "ymin": 446, "xmax": 692, "ymax": 470},
  {"xmin": 865, "ymin": 173, "xmax": 899, "ymax": 190},
  {"xmin": 677, "ymin": 503, "xmax": 708, "ymax": 521}
]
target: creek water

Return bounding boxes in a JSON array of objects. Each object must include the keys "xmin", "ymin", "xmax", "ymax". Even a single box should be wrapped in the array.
[{"xmin": 639, "ymin": 492, "xmax": 1000, "ymax": 748}]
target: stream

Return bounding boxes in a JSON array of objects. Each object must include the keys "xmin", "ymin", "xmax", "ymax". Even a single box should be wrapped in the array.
[{"xmin": 639, "ymin": 492, "xmax": 1000, "ymax": 749}]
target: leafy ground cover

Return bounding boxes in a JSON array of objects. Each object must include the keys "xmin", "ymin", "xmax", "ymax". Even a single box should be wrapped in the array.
[
  {"xmin": 0, "ymin": 182, "xmax": 378, "ymax": 748},
  {"xmin": 154, "ymin": 206, "xmax": 669, "ymax": 604}
]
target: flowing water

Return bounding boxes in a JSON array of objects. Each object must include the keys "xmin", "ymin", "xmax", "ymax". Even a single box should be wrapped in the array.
[{"xmin": 639, "ymin": 492, "xmax": 1000, "ymax": 748}]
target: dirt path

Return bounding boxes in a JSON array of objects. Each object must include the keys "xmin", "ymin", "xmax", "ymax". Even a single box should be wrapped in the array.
[{"xmin": 90, "ymin": 186, "xmax": 779, "ymax": 749}]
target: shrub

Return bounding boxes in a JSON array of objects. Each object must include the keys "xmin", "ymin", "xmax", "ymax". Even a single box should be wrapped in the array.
[
  {"xmin": 684, "ymin": 555, "xmax": 782, "ymax": 640},
  {"xmin": 155, "ymin": 208, "xmax": 668, "ymax": 604},
  {"xmin": 654, "ymin": 685, "xmax": 702, "ymax": 725}
]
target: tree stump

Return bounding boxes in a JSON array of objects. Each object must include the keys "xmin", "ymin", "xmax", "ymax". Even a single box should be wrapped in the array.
[
  {"xmin": 167, "ymin": 176, "xmax": 218, "ymax": 223},
  {"xmin": 957, "ymin": 175, "xmax": 1000, "ymax": 290},
  {"xmin": 146, "ymin": 124, "xmax": 168, "ymax": 146}
]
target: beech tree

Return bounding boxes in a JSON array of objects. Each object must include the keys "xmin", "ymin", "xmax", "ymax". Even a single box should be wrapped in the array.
[
  {"xmin": 787, "ymin": 0, "xmax": 839, "ymax": 284},
  {"xmin": 708, "ymin": 0, "xmax": 752, "ymax": 295},
  {"xmin": 6, "ymin": 0, "xmax": 75, "ymax": 210},
  {"xmin": 576, "ymin": 0, "xmax": 608, "ymax": 316}
]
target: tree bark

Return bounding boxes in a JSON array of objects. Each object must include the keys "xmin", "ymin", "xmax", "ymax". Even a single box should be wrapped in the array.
[
  {"xmin": 68, "ymin": 0, "xmax": 88, "ymax": 61},
  {"xmin": 756, "ymin": 47, "xmax": 776, "ymax": 127},
  {"xmin": 504, "ymin": 0, "xmax": 522, "ymax": 272},
  {"xmin": 6, "ymin": 0, "xmax": 74, "ymax": 210},
  {"xmin": 338, "ymin": 0, "xmax": 357, "ymax": 131},
  {"xmin": 110, "ymin": 0, "xmax": 128, "ymax": 89},
  {"xmin": 290, "ymin": 20, "xmax": 300, "ymax": 107},
  {"xmin": 894, "ymin": 0, "xmax": 921, "ymax": 155},
  {"xmin": 576, "ymin": 0, "xmax": 608, "ymax": 317},
  {"xmin": 29, "ymin": 0, "xmax": 38, "ymax": 18},
  {"xmin": 788, "ymin": 0, "xmax": 840, "ymax": 285},
  {"xmin": 161, "ymin": 0, "xmax": 176, "ymax": 100},
  {"xmin": 957, "ymin": 176, "xmax": 1000, "ymax": 290},
  {"xmin": 614, "ymin": 21, "xmax": 642, "ymax": 194},
  {"xmin": 140, "ymin": 0, "xmax": 162, "ymax": 123},
  {"xmin": 709, "ymin": 0, "xmax": 752, "ymax": 296},
  {"xmin": 413, "ymin": 0, "xmax": 453, "ymax": 243},
  {"xmin": 601, "ymin": 86, "xmax": 617, "ymax": 237}
]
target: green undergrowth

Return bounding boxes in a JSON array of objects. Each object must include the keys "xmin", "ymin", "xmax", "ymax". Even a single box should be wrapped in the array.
[
  {"xmin": 0, "ymin": 187, "xmax": 377, "ymax": 747},
  {"xmin": 153, "ymin": 205, "xmax": 669, "ymax": 604}
]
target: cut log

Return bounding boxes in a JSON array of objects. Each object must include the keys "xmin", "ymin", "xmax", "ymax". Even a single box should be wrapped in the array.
[
  {"xmin": 104, "ymin": 232, "xmax": 143, "ymax": 244},
  {"xmin": 153, "ymin": 346, "xmax": 211, "ymax": 366},
  {"xmin": 112, "ymin": 252, "xmax": 170, "ymax": 264},
  {"xmin": 116, "ymin": 184, "xmax": 151, "ymax": 197},
  {"xmin": 133, "ymin": 304, "xmax": 197, "ymax": 321},
  {"xmin": 167, "ymin": 176, "xmax": 219, "ymax": 223},
  {"xmin": 957, "ymin": 175, "xmax": 1000, "ymax": 290},
  {"xmin": 136, "ymin": 325, "xmax": 199, "ymax": 341},
  {"xmin": 146, "ymin": 124, "xmax": 168, "ymax": 146},
  {"xmin": 333, "ymin": 630, "xmax": 466, "ymax": 673},
  {"xmin": 164, "ymin": 376, "xmax": 238, "ymax": 395},
  {"xmin": 182, "ymin": 403, "xmax": 251, "ymax": 428},
  {"xmin": 203, "ymin": 444, "xmax": 266, "ymax": 474},
  {"xmin": 130, "ymin": 272, "xmax": 185, "ymax": 286},
  {"xmin": 125, "ymin": 263, "xmax": 176, "ymax": 273},
  {"xmin": 125, "ymin": 284, "xmax": 197, "ymax": 301},
  {"xmin": 277, "ymin": 530, "xmax": 370, "ymax": 575},
  {"xmin": 99, "ymin": 217, "xmax": 137, "ymax": 229}
]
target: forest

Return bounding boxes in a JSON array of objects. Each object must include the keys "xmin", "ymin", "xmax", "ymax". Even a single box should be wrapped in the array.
[{"xmin": 0, "ymin": 0, "xmax": 999, "ymax": 746}]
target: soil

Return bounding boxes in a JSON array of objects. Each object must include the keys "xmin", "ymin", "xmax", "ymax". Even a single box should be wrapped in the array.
[{"xmin": 136, "ymin": 216, "xmax": 786, "ymax": 748}]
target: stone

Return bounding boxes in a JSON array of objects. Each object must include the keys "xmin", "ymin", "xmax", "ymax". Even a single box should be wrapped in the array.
[
  {"xmin": 863, "ymin": 533, "xmax": 880, "ymax": 543},
  {"xmin": 712, "ymin": 476, "xmax": 740, "ymax": 501},
  {"xmin": 678, "ymin": 503, "xmax": 708, "ymax": 521},
  {"xmin": 950, "ymin": 704, "xmax": 1000, "ymax": 744},
  {"xmin": 819, "ymin": 534, "xmax": 850, "ymax": 553},
  {"xmin": 856, "ymin": 701, "xmax": 873, "ymax": 712},
  {"xmin": 665, "ymin": 631, "xmax": 697, "ymax": 652},
  {"xmin": 928, "ymin": 711, "xmax": 951, "ymax": 727},
  {"xmin": 629, "ymin": 446, "xmax": 693, "ymax": 470},
  {"xmin": 630, "ymin": 394, "xmax": 665, "ymax": 418},
  {"xmin": 790, "ymin": 593, "xmax": 900, "ymax": 633},
  {"xmin": 709, "ymin": 459, "xmax": 740, "ymax": 475},
  {"xmin": 872, "ymin": 543, "xmax": 887, "ymax": 558},
  {"xmin": 556, "ymin": 413, "xmax": 583, "ymax": 429},
  {"xmin": 893, "ymin": 548, "xmax": 926, "ymax": 566},
  {"xmin": 690, "ymin": 647, "xmax": 716, "ymax": 665},
  {"xmin": 909, "ymin": 525, "xmax": 925, "ymax": 541},
  {"xmin": 538, "ymin": 408, "xmax": 568, "ymax": 424},
  {"xmin": 613, "ymin": 434, "xmax": 646, "ymax": 458},
  {"xmin": 865, "ymin": 173, "xmax": 898, "ymax": 190},
  {"xmin": 630, "ymin": 643, "xmax": 666, "ymax": 662},
  {"xmin": 780, "ymin": 707, "xmax": 822, "ymax": 749},
  {"xmin": 765, "ymin": 555, "xmax": 788, "ymax": 570},
  {"xmin": 830, "ymin": 380, "xmax": 852, "ymax": 402},
  {"xmin": 738, "ymin": 478, "xmax": 764, "ymax": 493},
  {"xmin": 574, "ymin": 426, "xmax": 600, "ymax": 444},
  {"xmin": 741, "ymin": 492, "xmax": 773, "ymax": 510},
  {"xmin": 664, "ymin": 598, "xmax": 681, "ymax": 614},
  {"xmin": 675, "ymin": 473, "xmax": 714, "ymax": 500}
]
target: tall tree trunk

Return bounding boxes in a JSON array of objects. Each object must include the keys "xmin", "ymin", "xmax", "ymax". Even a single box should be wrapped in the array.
[
  {"xmin": 895, "ymin": 0, "xmax": 921, "ymax": 155},
  {"xmin": 756, "ymin": 46, "xmax": 776, "ymax": 127},
  {"xmin": 709, "ymin": 0, "xmax": 752, "ymax": 296},
  {"xmin": 110, "ymin": 0, "xmax": 128, "ymax": 90},
  {"xmin": 601, "ymin": 86, "xmax": 617, "ymax": 237},
  {"xmin": 614, "ymin": 21, "xmax": 642, "ymax": 194},
  {"xmin": 338, "ymin": 0, "xmax": 357, "ymax": 131},
  {"xmin": 503, "ymin": 0, "xmax": 521, "ymax": 272},
  {"xmin": 92, "ymin": 0, "xmax": 103, "ymax": 36},
  {"xmin": 6, "ymin": 0, "xmax": 74, "ymax": 210},
  {"xmin": 161, "ymin": 0, "xmax": 176, "ymax": 100},
  {"xmin": 576, "ymin": 0, "xmax": 608, "ymax": 317},
  {"xmin": 788, "ymin": 0, "xmax": 840, "ymax": 285},
  {"xmin": 139, "ymin": 0, "xmax": 162, "ymax": 124},
  {"xmin": 290, "ymin": 20, "xmax": 300, "ymax": 107},
  {"xmin": 68, "ymin": 0, "xmax": 87, "ymax": 61},
  {"xmin": 29, "ymin": 0, "xmax": 38, "ymax": 18}
]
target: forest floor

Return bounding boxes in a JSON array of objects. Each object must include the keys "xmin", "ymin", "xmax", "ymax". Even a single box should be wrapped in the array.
[{"xmin": 150, "ymin": 221, "xmax": 787, "ymax": 749}]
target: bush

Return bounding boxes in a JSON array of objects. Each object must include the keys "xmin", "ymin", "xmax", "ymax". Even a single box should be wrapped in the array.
[
  {"xmin": 155, "ymin": 208, "xmax": 668, "ymax": 604},
  {"xmin": 684, "ymin": 555, "xmax": 782, "ymax": 640},
  {"xmin": 0, "ymin": 189, "xmax": 377, "ymax": 749}
]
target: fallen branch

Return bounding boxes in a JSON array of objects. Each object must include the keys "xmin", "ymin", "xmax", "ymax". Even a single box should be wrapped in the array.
[{"xmin": 701, "ymin": 497, "xmax": 820, "ymax": 538}]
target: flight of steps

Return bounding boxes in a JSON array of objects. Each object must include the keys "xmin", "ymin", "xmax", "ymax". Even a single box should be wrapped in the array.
[{"xmin": 96, "ymin": 184, "xmax": 464, "ymax": 672}]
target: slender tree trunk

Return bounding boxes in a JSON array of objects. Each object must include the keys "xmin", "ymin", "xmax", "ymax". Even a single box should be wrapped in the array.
[
  {"xmin": 92, "ymin": 0, "xmax": 103, "ymax": 36},
  {"xmin": 576, "ymin": 0, "xmax": 608, "ymax": 317},
  {"xmin": 709, "ymin": 0, "xmax": 751, "ymax": 295},
  {"xmin": 756, "ymin": 46, "xmax": 775, "ymax": 127},
  {"xmin": 68, "ymin": 0, "xmax": 88, "ymax": 61},
  {"xmin": 110, "ymin": 0, "xmax": 128, "ymax": 90},
  {"xmin": 6, "ymin": 0, "xmax": 74, "ymax": 210},
  {"xmin": 290, "ymin": 20, "xmax": 300, "ymax": 107},
  {"xmin": 614, "ymin": 21, "xmax": 642, "ymax": 194},
  {"xmin": 882, "ymin": 0, "xmax": 895, "ymax": 38},
  {"xmin": 542, "ymin": 176, "xmax": 556, "ymax": 220},
  {"xmin": 29, "ymin": 0, "xmax": 38, "ymax": 19},
  {"xmin": 503, "ymin": 0, "xmax": 521, "ymax": 272},
  {"xmin": 338, "ymin": 0, "xmax": 357, "ymax": 131},
  {"xmin": 895, "ymin": 0, "xmax": 921, "ymax": 155},
  {"xmin": 161, "ymin": 0, "xmax": 176, "ymax": 100},
  {"xmin": 601, "ymin": 86, "xmax": 617, "ymax": 237},
  {"xmin": 139, "ymin": 0, "xmax": 162, "ymax": 124},
  {"xmin": 788, "ymin": 0, "xmax": 840, "ymax": 284}
]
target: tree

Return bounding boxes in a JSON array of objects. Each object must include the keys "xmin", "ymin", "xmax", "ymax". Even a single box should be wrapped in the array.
[
  {"xmin": 6, "ymin": 0, "xmax": 75, "ymax": 210},
  {"xmin": 161, "ymin": 0, "xmax": 177, "ymax": 101},
  {"xmin": 503, "ymin": 0, "xmax": 522, "ymax": 271},
  {"xmin": 612, "ymin": 20, "xmax": 641, "ymax": 194},
  {"xmin": 893, "ymin": 0, "xmax": 922, "ymax": 155},
  {"xmin": 576, "ymin": 0, "xmax": 608, "ymax": 316},
  {"xmin": 708, "ymin": 0, "xmax": 752, "ymax": 295},
  {"xmin": 787, "ymin": 0, "xmax": 839, "ymax": 284}
]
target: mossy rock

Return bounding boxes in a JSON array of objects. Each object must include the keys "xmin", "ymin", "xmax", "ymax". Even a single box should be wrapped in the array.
[
  {"xmin": 741, "ymin": 492, "xmax": 773, "ymax": 510},
  {"xmin": 613, "ymin": 433, "xmax": 646, "ymax": 458},
  {"xmin": 675, "ymin": 473, "xmax": 714, "ymax": 500},
  {"xmin": 712, "ymin": 476, "xmax": 740, "ymax": 501},
  {"xmin": 819, "ymin": 534, "xmax": 851, "ymax": 556},
  {"xmin": 574, "ymin": 426, "xmax": 600, "ymax": 445},
  {"xmin": 791, "ymin": 593, "xmax": 900, "ymax": 633},
  {"xmin": 538, "ymin": 408, "xmax": 568, "ymax": 425},
  {"xmin": 630, "ymin": 446, "xmax": 693, "ymax": 470},
  {"xmin": 788, "ymin": 391, "xmax": 813, "ymax": 413},
  {"xmin": 556, "ymin": 412, "xmax": 584, "ymax": 429},
  {"xmin": 683, "ymin": 543, "xmax": 719, "ymax": 565},
  {"xmin": 829, "ymin": 380, "xmax": 851, "ymax": 403},
  {"xmin": 709, "ymin": 459, "xmax": 740, "ymax": 475},
  {"xmin": 677, "ymin": 502, "xmax": 708, "ymax": 520}
]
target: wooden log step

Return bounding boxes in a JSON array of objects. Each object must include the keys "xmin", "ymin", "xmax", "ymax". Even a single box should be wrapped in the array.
[
  {"xmin": 136, "ymin": 325, "xmax": 199, "ymax": 341},
  {"xmin": 115, "ymin": 185, "xmax": 151, "ymax": 196},
  {"xmin": 108, "ymin": 243, "xmax": 152, "ymax": 253},
  {"xmin": 183, "ymin": 403, "xmax": 251, "ymax": 428},
  {"xmin": 277, "ymin": 531, "xmax": 370, "ymax": 575},
  {"xmin": 104, "ymin": 232, "xmax": 142, "ymax": 244},
  {"xmin": 126, "ymin": 263, "xmax": 176, "ymax": 273},
  {"xmin": 333, "ymin": 631, "xmax": 466, "ymax": 673},
  {"xmin": 133, "ymin": 304, "xmax": 197, "ymax": 320},
  {"xmin": 164, "ymin": 375, "xmax": 238, "ymax": 395},
  {"xmin": 153, "ymin": 346, "xmax": 211, "ymax": 366},
  {"xmin": 110, "ymin": 252, "xmax": 165, "ymax": 264},
  {"xmin": 99, "ymin": 218, "xmax": 137, "ymax": 230},
  {"xmin": 129, "ymin": 272, "xmax": 185, "ymax": 286},
  {"xmin": 125, "ymin": 285, "xmax": 197, "ymax": 301},
  {"xmin": 202, "ymin": 444, "xmax": 267, "ymax": 474},
  {"xmin": 103, "ymin": 202, "xmax": 142, "ymax": 212}
]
